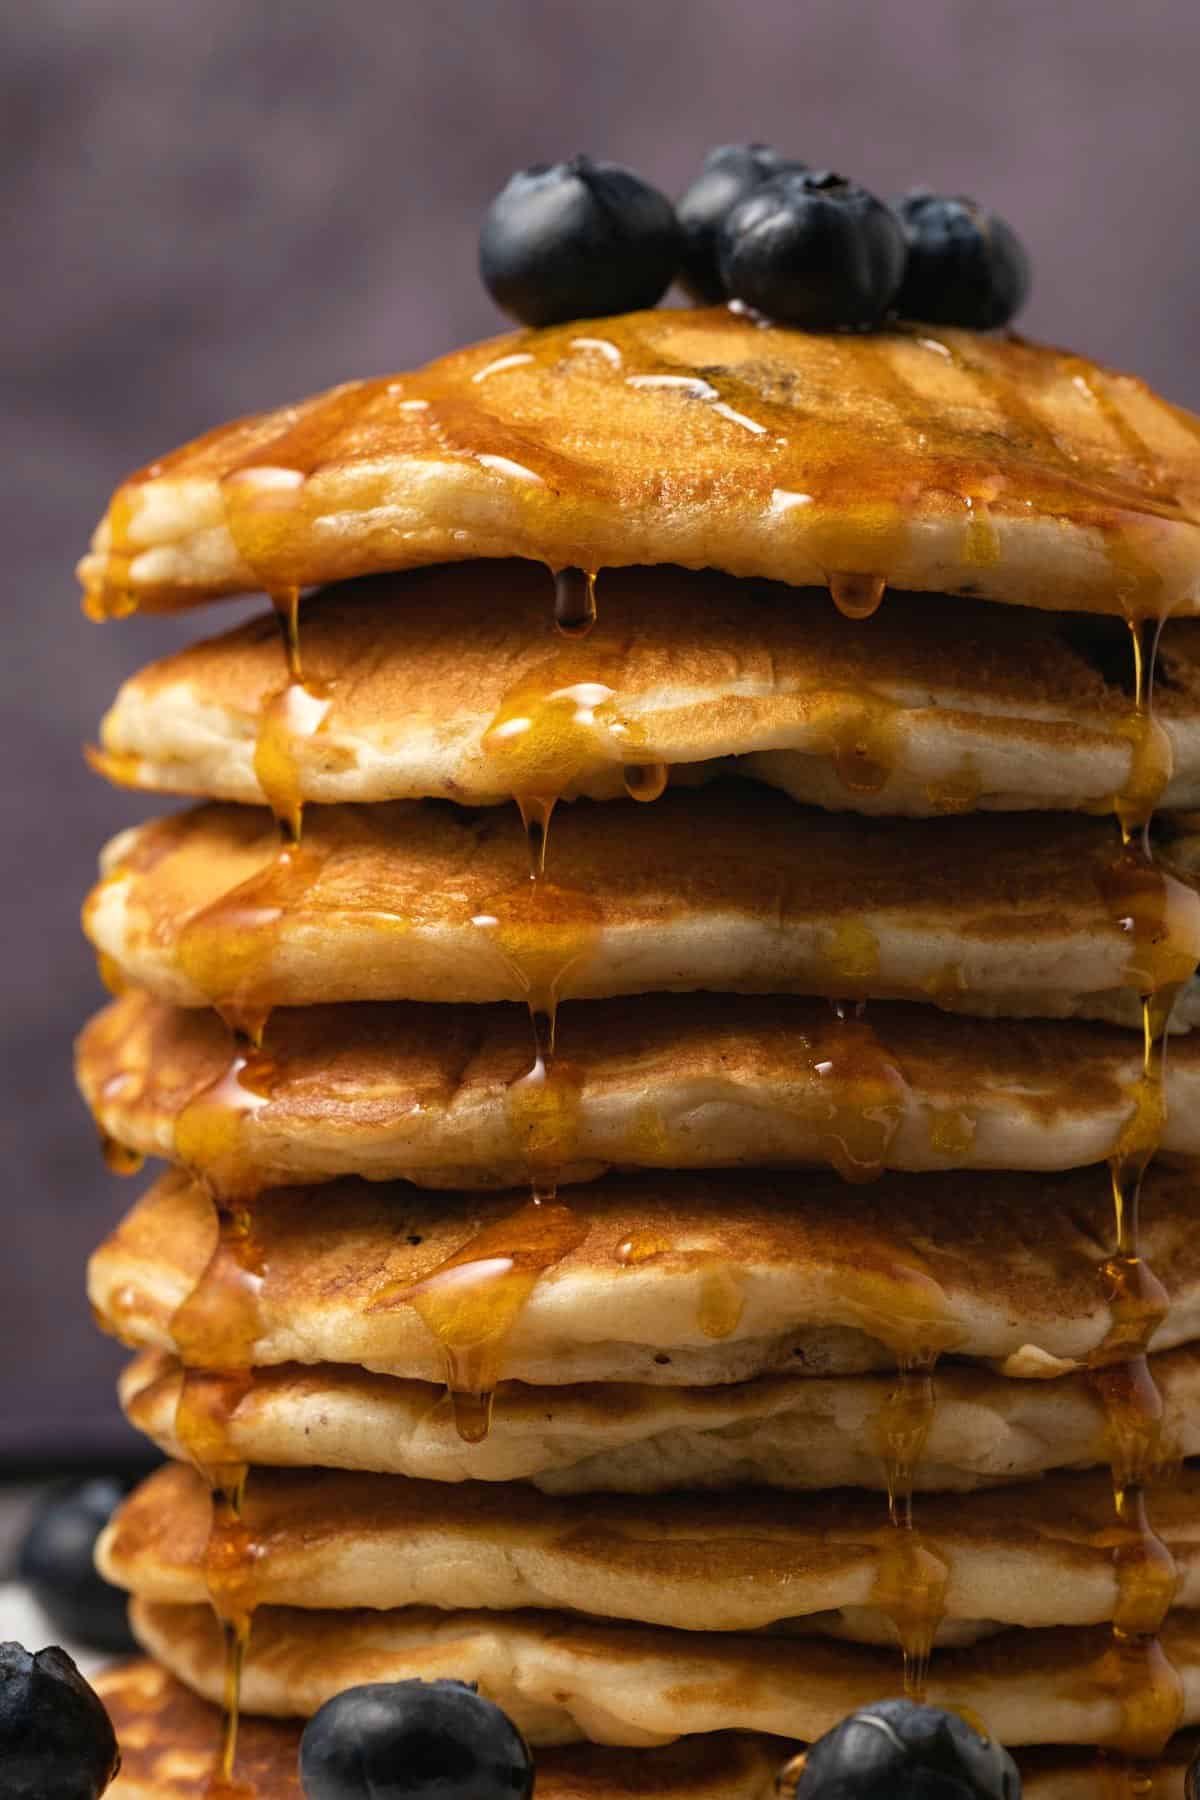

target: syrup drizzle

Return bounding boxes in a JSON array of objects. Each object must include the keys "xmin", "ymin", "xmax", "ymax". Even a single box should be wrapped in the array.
[
  {"xmin": 168, "ymin": 1201, "xmax": 265, "ymax": 1798},
  {"xmin": 253, "ymin": 588, "xmax": 332, "ymax": 848},
  {"xmin": 1089, "ymin": 616, "xmax": 1199, "ymax": 1787},
  {"xmin": 402, "ymin": 569, "xmax": 630, "ymax": 1441}
]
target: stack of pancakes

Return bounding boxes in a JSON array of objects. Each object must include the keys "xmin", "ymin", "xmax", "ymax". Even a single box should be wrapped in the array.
[{"xmin": 74, "ymin": 310, "xmax": 1200, "ymax": 1797}]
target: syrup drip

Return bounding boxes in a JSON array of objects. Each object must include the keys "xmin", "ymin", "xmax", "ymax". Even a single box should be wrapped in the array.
[
  {"xmin": 177, "ymin": 844, "xmax": 326, "ymax": 1045},
  {"xmin": 553, "ymin": 566, "xmax": 598, "ymax": 637},
  {"xmin": 854, "ymin": 1245, "xmax": 960, "ymax": 1698},
  {"xmin": 367, "ymin": 1200, "xmax": 588, "ymax": 1442},
  {"xmin": 623, "ymin": 762, "xmax": 668, "ymax": 802},
  {"xmin": 1087, "ymin": 616, "xmax": 1196, "ymax": 1784},
  {"xmin": 480, "ymin": 652, "xmax": 642, "ymax": 868},
  {"xmin": 810, "ymin": 1003, "xmax": 907, "ymax": 1183},
  {"xmin": 169, "ymin": 1203, "xmax": 265, "ymax": 1797},
  {"xmin": 827, "ymin": 572, "xmax": 886, "ymax": 620},
  {"xmin": 174, "ymin": 1041, "xmax": 278, "ymax": 1205},
  {"xmin": 1111, "ymin": 619, "xmax": 1174, "ymax": 844}
]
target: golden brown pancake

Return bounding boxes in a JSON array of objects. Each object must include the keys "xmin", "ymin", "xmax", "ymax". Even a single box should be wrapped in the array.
[
  {"xmin": 94, "ymin": 1662, "xmax": 1200, "ymax": 1799},
  {"xmin": 89, "ymin": 564, "xmax": 1200, "ymax": 818},
  {"xmin": 85, "ymin": 792, "xmax": 1200, "ymax": 1030},
  {"xmin": 121, "ymin": 1345, "xmax": 1200, "ymax": 1496},
  {"xmin": 100, "ymin": 1458, "xmax": 1200, "ymax": 1638},
  {"xmin": 78, "ymin": 312, "xmax": 1200, "ymax": 618},
  {"xmin": 76, "ymin": 989, "xmax": 1200, "ymax": 1192},
  {"xmin": 130, "ymin": 1595, "xmax": 1200, "ymax": 1748},
  {"xmin": 98, "ymin": 1661, "xmax": 793, "ymax": 1800},
  {"xmin": 90, "ymin": 1166, "xmax": 1200, "ymax": 1389}
]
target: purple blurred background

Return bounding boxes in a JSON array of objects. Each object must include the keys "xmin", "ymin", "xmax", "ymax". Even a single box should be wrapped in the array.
[{"xmin": 4, "ymin": 0, "xmax": 1199, "ymax": 1462}]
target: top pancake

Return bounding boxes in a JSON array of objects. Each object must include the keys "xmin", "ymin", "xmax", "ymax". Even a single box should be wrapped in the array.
[{"xmin": 79, "ymin": 311, "xmax": 1200, "ymax": 619}]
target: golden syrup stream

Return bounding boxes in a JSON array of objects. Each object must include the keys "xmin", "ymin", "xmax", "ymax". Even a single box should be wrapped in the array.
[
  {"xmin": 817, "ymin": 997, "xmax": 957, "ymax": 1693},
  {"xmin": 1090, "ymin": 618, "xmax": 1198, "ymax": 1785},
  {"xmin": 401, "ymin": 570, "xmax": 638, "ymax": 1441},
  {"xmin": 252, "ymin": 588, "xmax": 332, "ymax": 849},
  {"xmin": 168, "ymin": 1200, "xmax": 266, "ymax": 1798}
]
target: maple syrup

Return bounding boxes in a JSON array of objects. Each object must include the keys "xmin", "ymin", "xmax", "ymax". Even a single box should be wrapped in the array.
[
  {"xmin": 177, "ymin": 844, "xmax": 327, "ymax": 1044},
  {"xmin": 169, "ymin": 1204, "xmax": 266, "ymax": 1796},
  {"xmin": 808, "ymin": 1003, "xmax": 908, "ymax": 1184},
  {"xmin": 827, "ymin": 572, "xmax": 886, "ymax": 620},
  {"xmin": 367, "ymin": 1199, "xmax": 588, "ymax": 1441},
  {"xmin": 553, "ymin": 566, "xmax": 597, "ymax": 637},
  {"xmin": 1086, "ymin": 613, "xmax": 1196, "ymax": 1786}
]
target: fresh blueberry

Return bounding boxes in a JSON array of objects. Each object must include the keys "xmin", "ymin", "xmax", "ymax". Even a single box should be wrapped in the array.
[
  {"xmin": 18, "ymin": 1476, "xmax": 138, "ymax": 1655},
  {"xmin": 479, "ymin": 156, "xmax": 681, "ymax": 328},
  {"xmin": 676, "ymin": 143, "xmax": 805, "ymax": 303},
  {"xmin": 0, "ymin": 1642, "xmax": 120, "ymax": 1800},
  {"xmin": 892, "ymin": 190, "xmax": 1031, "ymax": 330},
  {"xmin": 794, "ymin": 1698, "xmax": 1021, "ymax": 1798},
  {"xmin": 299, "ymin": 1678, "xmax": 534, "ymax": 1800},
  {"xmin": 718, "ymin": 169, "xmax": 907, "ymax": 330}
]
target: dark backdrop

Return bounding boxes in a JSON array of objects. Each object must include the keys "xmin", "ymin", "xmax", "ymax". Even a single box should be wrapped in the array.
[{"xmin": 5, "ymin": 0, "xmax": 1200, "ymax": 1461}]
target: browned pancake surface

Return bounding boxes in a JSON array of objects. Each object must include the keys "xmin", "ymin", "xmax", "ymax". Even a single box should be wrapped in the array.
[
  {"xmin": 89, "ymin": 1164, "xmax": 1200, "ymax": 1384},
  {"xmin": 80, "ymin": 313, "xmax": 1200, "ymax": 617},
  {"xmin": 75, "ymin": 989, "xmax": 1200, "ymax": 1191},
  {"xmin": 86, "ymin": 790, "xmax": 1200, "ymax": 1021}
]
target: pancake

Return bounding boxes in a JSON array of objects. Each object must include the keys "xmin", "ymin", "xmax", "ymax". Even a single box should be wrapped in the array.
[
  {"xmin": 94, "ymin": 1663, "xmax": 1200, "ymax": 1800},
  {"xmin": 76, "ymin": 990, "xmax": 1200, "ymax": 1193},
  {"xmin": 130, "ymin": 1595, "xmax": 1200, "ymax": 1748},
  {"xmin": 77, "ymin": 312, "xmax": 1200, "ymax": 619},
  {"xmin": 85, "ymin": 792, "xmax": 1200, "ymax": 1031},
  {"xmin": 90, "ymin": 1166, "xmax": 1200, "ymax": 1390},
  {"xmin": 121, "ymin": 1344, "xmax": 1200, "ymax": 1495},
  {"xmin": 100, "ymin": 1459, "xmax": 1200, "ymax": 1638},
  {"xmin": 89, "ymin": 564, "xmax": 1200, "ymax": 820},
  {"xmin": 97, "ymin": 1663, "xmax": 791, "ymax": 1800}
]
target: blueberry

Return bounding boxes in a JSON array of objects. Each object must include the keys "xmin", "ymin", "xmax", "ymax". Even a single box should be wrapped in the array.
[
  {"xmin": 676, "ymin": 143, "xmax": 805, "ymax": 303},
  {"xmin": 718, "ymin": 169, "xmax": 906, "ymax": 331},
  {"xmin": 0, "ymin": 1642, "xmax": 120, "ymax": 1800},
  {"xmin": 299, "ymin": 1678, "xmax": 534, "ymax": 1800},
  {"xmin": 479, "ymin": 156, "xmax": 681, "ymax": 328},
  {"xmin": 794, "ymin": 1698, "xmax": 1021, "ymax": 1798},
  {"xmin": 892, "ymin": 190, "xmax": 1031, "ymax": 330},
  {"xmin": 18, "ymin": 1476, "xmax": 138, "ymax": 1655}
]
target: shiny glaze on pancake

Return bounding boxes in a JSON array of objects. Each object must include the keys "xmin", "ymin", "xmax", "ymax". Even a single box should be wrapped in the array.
[
  {"xmin": 87, "ymin": 564, "xmax": 1200, "ymax": 816},
  {"xmin": 84, "ymin": 791, "xmax": 1200, "ymax": 1028},
  {"xmin": 88, "ymin": 1165, "xmax": 1200, "ymax": 1386},
  {"xmin": 79, "ymin": 312, "xmax": 1200, "ymax": 618},
  {"xmin": 75, "ymin": 988, "xmax": 1200, "ymax": 1196}
]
